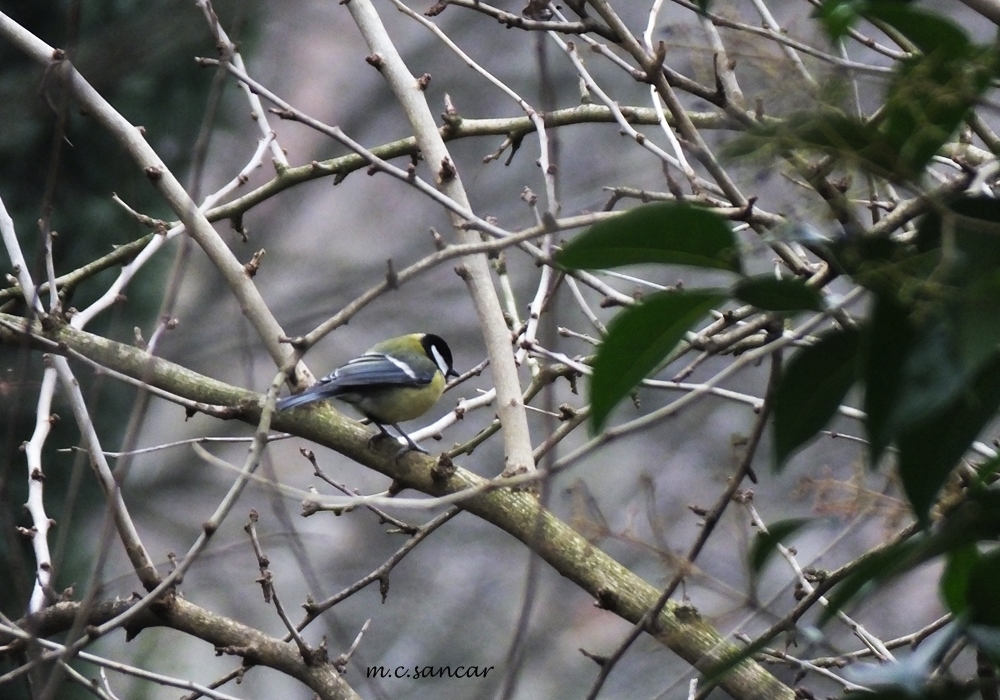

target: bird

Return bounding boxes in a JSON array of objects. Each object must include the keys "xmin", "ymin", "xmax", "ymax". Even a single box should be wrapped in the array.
[{"xmin": 277, "ymin": 333, "xmax": 458, "ymax": 455}]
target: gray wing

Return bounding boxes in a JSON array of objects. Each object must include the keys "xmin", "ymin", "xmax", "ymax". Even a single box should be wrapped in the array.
[
  {"xmin": 322, "ymin": 353, "xmax": 434, "ymax": 388},
  {"xmin": 277, "ymin": 353, "xmax": 432, "ymax": 410}
]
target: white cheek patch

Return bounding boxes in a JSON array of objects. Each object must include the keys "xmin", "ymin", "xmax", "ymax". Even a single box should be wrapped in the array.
[
  {"xmin": 383, "ymin": 353, "xmax": 418, "ymax": 380},
  {"xmin": 430, "ymin": 345, "xmax": 449, "ymax": 375}
]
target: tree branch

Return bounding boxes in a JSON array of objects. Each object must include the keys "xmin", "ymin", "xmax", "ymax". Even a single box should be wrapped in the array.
[{"xmin": 0, "ymin": 312, "xmax": 795, "ymax": 700}]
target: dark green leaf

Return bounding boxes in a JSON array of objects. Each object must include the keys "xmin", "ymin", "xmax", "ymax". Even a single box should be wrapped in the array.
[
  {"xmin": 589, "ymin": 290, "xmax": 724, "ymax": 432},
  {"xmin": 897, "ymin": 355, "xmax": 1000, "ymax": 524},
  {"xmin": 820, "ymin": 537, "xmax": 921, "ymax": 625},
  {"xmin": 726, "ymin": 29, "xmax": 998, "ymax": 184},
  {"xmin": 918, "ymin": 197, "xmax": 1000, "ymax": 271},
  {"xmin": 814, "ymin": 0, "xmax": 866, "ymax": 41},
  {"xmin": 935, "ymin": 489, "xmax": 1000, "ymax": 549},
  {"xmin": 773, "ymin": 328, "xmax": 860, "ymax": 469},
  {"xmin": 556, "ymin": 202, "xmax": 742, "ymax": 273},
  {"xmin": 822, "ymin": 491, "xmax": 1000, "ymax": 625},
  {"xmin": 917, "ymin": 196, "xmax": 1000, "ymax": 372},
  {"xmin": 940, "ymin": 545, "xmax": 978, "ymax": 616},
  {"xmin": 893, "ymin": 320, "xmax": 966, "ymax": 430},
  {"xmin": 862, "ymin": 204, "xmax": 1000, "ymax": 472},
  {"xmin": 773, "ymin": 110, "xmax": 881, "ymax": 152},
  {"xmin": 863, "ymin": 296, "xmax": 912, "ymax": 467},
  {"xmin": 731, "ymin": 275, "xmax": 823, "ymax": 312},
  {"xmin": 829, "ymin": 234, "xmax": 908, "ymax": 283},
  {"xmin": 723, "ymin": 108, "xmax": 901, "ymax": 179},
  {"xmin": 971, "ymin": 455, "xmax": 1000, "ymax": 488},
  {"xmin": 966, "ymin": 548, "xmax": 1000, "ymax": 626},
  {"xmin": 879, "ymin": 46, "xmax": 996, "ymax": 181},
  {"xmin": 749, "ymin": 518, "xmax": 813, "ymax": 574},
  {"xmin": 863, "ymin": 2, "xmax": 969, "ymax": 56},
  {"xmin": 956, "ymin": 276, "xmax": 1000, "ymax": 374}
]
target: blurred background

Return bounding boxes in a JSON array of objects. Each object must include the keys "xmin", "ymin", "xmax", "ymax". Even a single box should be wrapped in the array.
[{"xmin": 0, "ymin": 1, "xmax": 958, "ymax": 698}]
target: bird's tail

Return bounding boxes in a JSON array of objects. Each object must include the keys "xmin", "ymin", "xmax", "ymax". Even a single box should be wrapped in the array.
[{"xmin": 276, "ymin": 391, "xmax": 323, "ymax": 411}]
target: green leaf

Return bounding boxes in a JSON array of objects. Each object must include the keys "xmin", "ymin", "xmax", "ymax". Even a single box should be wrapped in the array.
[
  {"xmin": 917, "ymin": 196, "xmax": 1000, "ymax": 373},
  {"xmin": 749, "ymin": 518, "xmax": 813, "ymax": 574},
  {"xmin": 893, "ymin": 320, "xmax": 966, "ymax": 432},
  {"xmin": 555, "ymin": 202, "xmax": 742, "ymax": 273},
  {"xmin": 897, "ymin": 355, "xmax": 1000, "ymax": 524},
  {"xmin": 863, "ymin": 2, "xmax": 969, "ymax": 57},
  {"xmin": 589, "ymin": 290, "xmax": 724, "ymax": 432},
  {"xmin": 863, "ymin": 295, "xmax": 913, "ymax": 467},
  {"xmin": 725, "ymin": 25, "xmax": 998, "ymax": 184},
  {"xmin": 936, "ymin": 489, "xmax": 1000, "ymax": 548},
  {"xmin": 862, "ymin": 200, "xmax": 1000, "ymax": 473},
  {"xmin": 723, "ymin": 108, "xmax": 901, "ymax": 179},
  {"xmin": 820, "ymin": 537, "xmax": 921, "ymax": 625},
  {"xmin": 879, "ymin": 46, "xmax": 996, "ymax": 181},
  {"xmin": 821, "ymin": 490, "xmax": 1000, "ymax": 626},
  {"xmin": 940, "ymin": 545, "xmax": 979, "ymax": 616},
  {"xmin": 731, "ymin": 275, "xmax": 823, "ymax": 312},
  {"xmin": 966, "ymin": 547, "xmax": 1000, "ymax": 626},
  {"xmin": 829, "ymin": 234, "xmax": 908, "ymax": 283},
  {"xmin": 773, "ymin": 328, "xmax": 860, "ymax": 469},
  {"xmin": 814, "ymin": 0, "xmax": 866, "ymax": 41},
  {"xmin": 971, "ymin": 455, "xmax": 1000, "ymax": 488},
  {"xmin": 956, "ymin": 276, "xmax": 1000, "ymax": 375}
]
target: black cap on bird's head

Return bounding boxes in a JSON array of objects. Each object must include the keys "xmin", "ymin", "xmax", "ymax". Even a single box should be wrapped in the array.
[{"xmin": 421, "ymin": 334, "xmax": 458, "ymax": 379}]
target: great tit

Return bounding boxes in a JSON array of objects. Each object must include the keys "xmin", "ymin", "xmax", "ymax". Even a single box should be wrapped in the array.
[{"xmin": 277, "ymin": 333, "xmax": 458, "ymax": 454}]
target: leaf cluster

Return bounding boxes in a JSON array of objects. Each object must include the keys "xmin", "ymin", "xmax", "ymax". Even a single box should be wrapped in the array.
[
  {"xmin": 727, "ymin": 0, "xmax": 999, "ymax": 183},
  {"xmin": 558, "ymin": 5, "xmax": 1000, "ymax": 687}
]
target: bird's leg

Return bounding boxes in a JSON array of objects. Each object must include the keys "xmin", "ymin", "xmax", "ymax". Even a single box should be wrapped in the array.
[
  {"xmin": 392, "ymin": 424, "xmax": 428, "ymax": 459},
  {"xmin": 367, "ymin": 423, "xmax": 428, "ymax": 458},
  {"xmin": 367, "ymin": 422, "xmax": 395, "ymax": 451}
]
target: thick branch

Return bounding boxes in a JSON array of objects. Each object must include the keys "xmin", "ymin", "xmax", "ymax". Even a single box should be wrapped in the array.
[
  {"xmin": 0, "ymin": 313, "xmax": 794, "ymax": 700},
  {"xmin": 344, "ymin": 0, "xmax": 536, "ymax": 478},
  {"xmin": 8, "ymin": 597, "xmax": 360, "ymax": 700}
]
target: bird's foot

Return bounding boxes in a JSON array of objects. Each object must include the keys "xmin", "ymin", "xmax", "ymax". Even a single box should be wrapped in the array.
[
  {"xmin": 394, "ymin": 441, "xmax": 429, "ymax": 461},
  {"xmin": 367, "ymin": 425, "xmax": 428, "ymax": 460}
]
